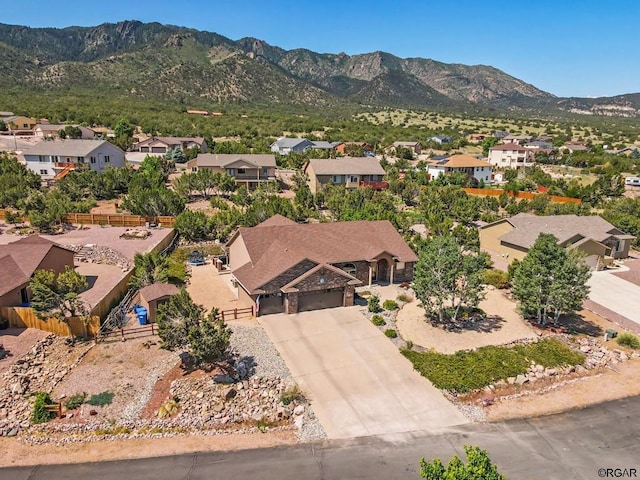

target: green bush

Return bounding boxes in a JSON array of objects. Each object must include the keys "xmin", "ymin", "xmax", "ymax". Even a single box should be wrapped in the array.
[
  {"xmin": 280, "ymin": 383, "xmax": 305, "ymax": 405},
  {"xmin": 371, "ymin": 314, "xmax": 386, "ymax": 326},
  {"xmin": 382, "ymin": 299, "xmax": 399, "ymax": 311},
  {"xmin": 384, "ymin": 329, "xmax": 398, "ymax": 338},
  {"xmin": 64, "ymin": 392, "xmax": 87, "ymax": 410},
  {"xmin": 86, "ymin": 391, "xmax": 115, "ymax": 406},
  {"xmin": 402, "ymin": 338, "xmax": 584, "ymax": 393},
  {"xmin": 617, "ymin": 332, "xmax": 640, "ymax": 349},
  {"xmin": 368, "ymin": 294, "xmax": 381, "ymax": 313},
  {"xmin": 397, "ymin": 293, "xmax": 413, "ymax": 303},
  {"xmin": 31, "ymin": 392, "xmax": 55, "ymax": 424},
  {"xmin": 483, "ymin": 269, "xmax": 510, "ymax": 289}
]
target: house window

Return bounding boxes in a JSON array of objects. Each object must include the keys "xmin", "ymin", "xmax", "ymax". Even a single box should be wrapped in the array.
[
  {"xmin": 262, "ymin": 168, "xmax": 269, "ymax": 177},
  {"xmin": 332, "ymin": 175, "xmax": 343, "ymax": 183},
  {"xmin": 38, "ymin": 155, "xmax": 46, "ymax": 162},
  {"xmin": 39, "ymin": 169, "xmax": 47, "ymax": 175},
  {"xmin": 104, "ymin": 156, "xmax": 110, "ymax": 163},
  {"xmin": 90, "ymin": 157, "xmax": 96, "ymax": 164},
  {"xmin": 349, "ymin": 175, "xmax": 359, "ymax": 183},
  {"xmin": 77, "ymin": 157, "xmax": 84, "ymax": 163},
  {"xmin": 237, "ymin": 168, "xmax": 246, "ymax": 174},
  {"xmin": 192, "ymin": 166, "xmax": 198, "ymax": 172},
  {"xmin": 341, "ymin": 263, "xmax": 357, "ymax": 276},
  {"xmin": 226, "ymin": 168, "xmax": 235, "ymax": 176}
]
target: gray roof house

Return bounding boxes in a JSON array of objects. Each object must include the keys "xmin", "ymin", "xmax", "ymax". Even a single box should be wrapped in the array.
[
  {"xmin": 270, "ymin": 138, "xmax": 314, "ymax": 155},
  {"xmin": 480, "ymin": 213, "xmax": 636, "ymax": 269},
  {"xmin": 23, "ymin": 139, "xmax": 126, "ymax": 180}
]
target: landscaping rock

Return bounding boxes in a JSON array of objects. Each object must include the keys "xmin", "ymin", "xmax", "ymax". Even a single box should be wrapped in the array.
[
  {"xmin": 213, "ymin": 374, "xmax": 235, "ymax": 384},
  {"xmin": 515, "ymin": 374, "xmax": 529, "ymax": 385}
]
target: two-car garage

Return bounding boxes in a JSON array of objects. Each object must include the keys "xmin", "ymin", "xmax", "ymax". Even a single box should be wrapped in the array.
[{"xmin": 298, "ymin": 288, "xmax": 345, "ymax": 313}]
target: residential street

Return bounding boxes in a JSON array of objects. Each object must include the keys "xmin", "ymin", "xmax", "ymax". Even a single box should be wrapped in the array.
[{"xmin": 4, "ymin": 395, "xmax": 640, "ymax": 479}]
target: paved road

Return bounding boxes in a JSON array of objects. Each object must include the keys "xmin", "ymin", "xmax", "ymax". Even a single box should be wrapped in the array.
[
  {"xmin": 588, "ymin": 270, "xmax": 640, "ymax": 326},
  {"xmin": 4, "ymin": 396, "xmax": 640, "ymax": 479},
  {"xmin": 260, "ymin": 307, "xmax": 467, "ymax": 438}
]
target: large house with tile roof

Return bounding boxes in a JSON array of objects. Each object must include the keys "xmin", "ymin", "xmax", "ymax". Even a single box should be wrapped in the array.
[
  {"xmin": 226, "ymin": 215, "xmax": 418, "ymax": 315},
  {"xmin": 425, "ymin": 154, "xmax": 493, "ymax": 184}
]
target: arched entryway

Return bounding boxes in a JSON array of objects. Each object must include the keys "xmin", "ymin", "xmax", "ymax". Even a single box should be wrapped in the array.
[{"xmin": 376, "ymin": 258, "xmax": 389, "ymax": 282}]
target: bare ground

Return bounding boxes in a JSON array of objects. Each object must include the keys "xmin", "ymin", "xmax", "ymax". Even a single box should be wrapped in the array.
[
  {"xmin": 396, "ymin": 289, "xmax": 537, "ymax": 353},
  {"xmin": 186, "ymin": 263, "xmax": 250, "ymax": 313}
]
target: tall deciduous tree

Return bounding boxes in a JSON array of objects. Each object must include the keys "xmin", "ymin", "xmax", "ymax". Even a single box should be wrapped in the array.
[
  {"xmin": 413, "ymin": 235, "xmax": 487, "ymax": 324},
  {"xmin": 511, "ymin": 233, "xmax": 591, "ymax": 325},
  {"xmin": 156, "ymin": 289, "xmax": 231, "ymax": 365}
]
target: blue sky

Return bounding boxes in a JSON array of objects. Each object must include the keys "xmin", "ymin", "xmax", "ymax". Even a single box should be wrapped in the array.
[{"xmin": 2, "ymin": 0, "xmax": 639, "ymax": 98}]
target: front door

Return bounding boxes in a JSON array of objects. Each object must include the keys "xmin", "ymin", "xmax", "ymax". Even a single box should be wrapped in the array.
[
  {"xmin": 376, "ymin": 259, "xmax": 389, "ymax": 282},
  {"xmin": 20, "ymin": 287, "xmax": 29, "ymax": 305}
]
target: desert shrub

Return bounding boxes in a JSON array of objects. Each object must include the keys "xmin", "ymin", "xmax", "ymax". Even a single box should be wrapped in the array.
[
  {"xmin": 397, "ymin": 293, "xmax": 413, "ymax": 303},
  {"xmin": 256, "ymin": 417, "xmax": 272, "ymax": 433},
  {"xmin": 86, "ymin": 391, "xmax": 115, "ymax": 406},
  {"xmin": 157, "ymin": 399, "xmax": 180, "ymax": 418},
  {"xmin": 617, "ymin": 332, "xmax": 640, "ymax": 349},
  {"xmin": 384, "ymin": 329, "xmax": 398, "ymax": 338},
  {"xmin": 367, "ymin": 294, "xmax": 381, "ymax": 313},
  {"xmin": 405, "ymin": 340, "xmax": 414, "ymax": 350},
  {"xmin": 383, "ymin": 299, "xmax": 399, "ymax": 311},
  {"xmin": 402, "ymin": 338, "xmax": 584, "ymax": 393},
  {"xmin": 31, "ymin": 392, "xmax": 55, "ymax": 424},
  {"xmin": 64, "ymin": 392, "xmax": 87, "ymax": 410},
  {"xmin": 483, "ymin": 269, "xmax": 510, "ymax": 289},
  {"xmin": 280, "ymin": 383, "xmax": 305, "ymax": 405},
  {"xmin": 371, "ymin": 314, "xmax": 386, "ymax": 326}
]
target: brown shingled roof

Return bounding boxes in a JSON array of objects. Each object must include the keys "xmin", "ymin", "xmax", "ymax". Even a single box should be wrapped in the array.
[
  {"xmin": 230, "ymin": 219, "xmax": 418, "ymax": 293},
  {"xmin": 0, "ymin": 254, "xmax": 30, "ymax": 297},
  {"xmin": 139, "ymin": 283, "xmax": 180, "ymax": 302}
]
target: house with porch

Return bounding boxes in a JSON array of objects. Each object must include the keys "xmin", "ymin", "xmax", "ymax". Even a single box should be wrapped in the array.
[
  {"xmin": 0, "ymin": 236, "xmax": 76, "ymax": 307},
  {"xmin": 134, "ymin": 136, "xmax": 208, "ymax": 155},
  {"xmin": 186, "ymin": 153, "xmax": 277, "ymax": 189},
  {"xmin": 479, "ymin": 213, "xmax": 635, "ymax": 270},
  {"xmin": 22, "ymin": 139, "xmax": 126, "ymax": 180},
  {"xmin": 303, "ymin": 157, "xmax": 387, "ymax": 194},
  {"xmin": 226, "ymin": 215, "xmax": 418, "ymax": 315},
  {"xmin": 487, "ymin": 143, "xmax": 534, "ymax": 169},
  {"xmin": 425, "ymin": 154, "xmax": 493, "ymax": 184}
]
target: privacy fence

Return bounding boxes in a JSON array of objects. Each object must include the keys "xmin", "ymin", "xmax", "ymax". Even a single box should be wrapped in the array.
[{"xmin": 0, "ymin": 210, "xmax": 175, "ymax": 228}]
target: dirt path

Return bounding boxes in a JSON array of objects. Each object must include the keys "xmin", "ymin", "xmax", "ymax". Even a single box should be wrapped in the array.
[{"xmin": 0, "ymin": 430, "xmax": 297, "ymax": 467}]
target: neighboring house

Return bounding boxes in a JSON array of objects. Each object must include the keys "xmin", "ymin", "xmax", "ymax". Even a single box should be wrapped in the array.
[
  {"xmin": 134, "ymin": 136, "xmax": 208, "ymax": 155},
  {"xmin": 427, "ymin": 135, "xmax": 452, "ymax": 144},
  {"xmin": 186, "ymin": 153, "xmax": 277, "ymax": 189},
  {"xmin": 502, "ymin": 134, "xmax": 533, "ymax": 145},
  {"xmin": 0, "ymin": 236, "xmax": 76, "ymax": 307},
  {"xmin": 535, "ymin": 135, "xmax": 554, "ymax": 143},
  {"xmin": 23, "ymin": 139, "xmax": 126, "ymax": 180},
  {"xmin": 303, "ymin": 157, "xmax": 387, "ymax": 194},
  {"xmin": 333, "ymin": 142, "xmax": 374, "ymax": 155},
  {"xmin": 309, "ymin": 141, "xmax": 335, "ymax": 151},
  {"xmin": 390, "ymin": 141, "xmax": 422, "ymax": 156},
  {"xmin": 227, "ymin": 215, "xmax": 418, "ymax": 315},
  {"xmin": 488, "ymin": 143, "xmax": 534, "ymax": 168},
  {"xmin": 466, "ymin": 133, "xmax": 492, "ymax": 144},
  {"xmin": 493, "ymin": 130, "xmax": 510, "ymax": 140},
  {"xmin": 91, "ymin": 127, "xmax": 115, "ymax": 138},
  {"xmin": 562, "ymin": 142, "xmax": 589, "ymax": 153},
  {"xmin": 426, "ymin": 154, "xmax": 493, "ymax": 184},
  {"xmin": 479, "ymin": 213, "xmax": 635, "ymax": 269},
  {"xmin": 1, "ymin": 115, "xmax": 37, "ymax": 133},
  {"xmin": 34, "ymin": 124, "xmax": 96, "ymax": 140},
  {"xmin": 186, "ymin": 109, "xmax": 209, "ymax": 115},
  {"xmin": 524, "ymin": 141, "xmax": 553, "ymax": 150},
  {"xmin": 138, "ymin": 283, "xmax": 179, "ymax": 323},
  {"xmin": 270, "ymin": 137, "xmax": 314, "ymax": 155}
]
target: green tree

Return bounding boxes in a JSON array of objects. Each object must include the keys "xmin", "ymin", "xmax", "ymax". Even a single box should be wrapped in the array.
[
  {"xmin": 511, "ymin": 233, "xmax": 591, "ymax": 325},
  {"xmin": 420, "ymin": 445, "xmax": 505, "ymax": 480},
  {"xmin": 30, "ymin": 267, "xmax": 89, "ymax": 320},
  {"xmin": 156, "ymin": 289, "xmax": 231, "ymax": 365},
  {"xmin": 413, "ymin": 236, "xmax": 487, "ymax": 324},
  {"xmin": 129, "ymin": 252, "xmax": 170, "ymax": 290},
  {"xmin": 481, "ymin": 137, "xmax": 500, "ymax": 156},
  {"xmin": 173, "ymin": 209, "xmax": 210, "ymax": 241}
]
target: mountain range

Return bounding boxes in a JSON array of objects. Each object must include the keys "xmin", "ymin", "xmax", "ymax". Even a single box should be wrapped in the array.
[{"xmin": 0, "ymin": 20, "xmax": 638, "ymax": 117}]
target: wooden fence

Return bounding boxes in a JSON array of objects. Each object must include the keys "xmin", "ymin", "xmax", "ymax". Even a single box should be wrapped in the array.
[
  {"xmin": 220, "ymin": 306, "xmax": 254, "ymax": 322},
  {"xmin": 0, "ymin": 307, "xmax": 101, "ymax": 338},
  {"xmin": 0, "ymin": 210, "xmax": 175, "ymax": 228},
  {"xmin": 94, "ymin": 323, "xmax": 158, "ymax": 343},
  {"xmin": 462, "ymin": 188, "xmax": 582, "ymax": 204}
]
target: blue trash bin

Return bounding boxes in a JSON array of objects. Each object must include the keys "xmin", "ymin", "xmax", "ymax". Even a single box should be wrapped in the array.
[{"xmin": 136, "ymin": 307, "xmax": 148, "ymax": 325}]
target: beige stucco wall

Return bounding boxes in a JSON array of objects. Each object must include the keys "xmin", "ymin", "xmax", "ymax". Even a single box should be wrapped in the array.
[
  {"xmin": 479, "ymin": 221, "xmax": 514, "ymax": 254},
  {"xmin": 0, "ymin": 285, "xmax": 26, "ymax": 307},
  {"xmin": 228, "ymin": 237, "xmax": 251, "ymax": 271}
]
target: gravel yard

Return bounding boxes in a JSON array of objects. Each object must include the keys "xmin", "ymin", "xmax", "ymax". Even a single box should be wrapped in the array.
[{"xmin": 230, "ymin": 325, "xmax": 291, "ymax": 379}]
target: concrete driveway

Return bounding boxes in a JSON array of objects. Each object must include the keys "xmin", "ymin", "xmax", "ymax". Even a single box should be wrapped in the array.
[
  {"xmin": 588, "ymin": 270, "xmax": 640, "ymax": 327},
  {"xmin": 260, "ymin": 307, "xmax": 468, "ymax": 439}
]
